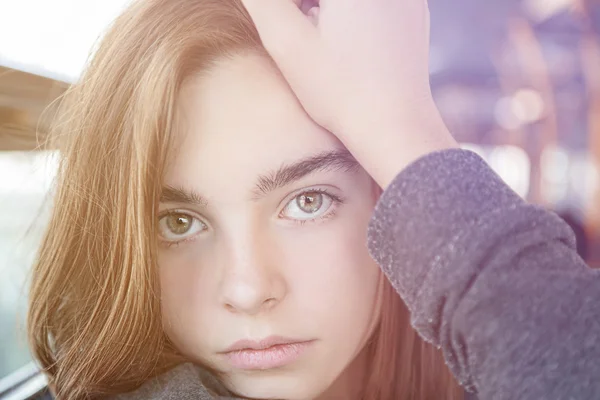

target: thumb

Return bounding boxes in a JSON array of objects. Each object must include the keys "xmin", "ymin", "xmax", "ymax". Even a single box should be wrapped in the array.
[{"xmin": 241, "ymin": 0, "xmax": 320, "ymax": 84}]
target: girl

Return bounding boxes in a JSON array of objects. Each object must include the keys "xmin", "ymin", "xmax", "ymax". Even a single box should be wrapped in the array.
[
  {"xmin": 27, "ymin": 0, "xmax": 600, "ymax": 399},
  {"xmin": 27, "ymin": 0, "xmax": 459, "ymax": 398}
]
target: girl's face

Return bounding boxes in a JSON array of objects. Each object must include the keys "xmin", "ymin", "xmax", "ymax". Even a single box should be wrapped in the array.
[{"xmin": 159, "ymin": 52, "xmax": 382, "ymax": 400}]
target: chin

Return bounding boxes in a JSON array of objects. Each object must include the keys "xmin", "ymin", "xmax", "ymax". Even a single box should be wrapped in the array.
[{"xmin": 225, "ymin": 372, "xmax": 329, "ymax": 400}]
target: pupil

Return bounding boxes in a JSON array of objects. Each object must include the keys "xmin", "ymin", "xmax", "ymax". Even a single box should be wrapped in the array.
[
  {"xmin": 168, "ymin": 214, "xmax": 190, "ymax": 234},
  {"xmin": 298, "ymin": 192, "xmax": 322, "ymax": 213}
]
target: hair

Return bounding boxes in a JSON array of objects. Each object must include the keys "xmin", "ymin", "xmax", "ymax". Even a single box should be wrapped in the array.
[{"xmin": 27, "ymin": 0, "xmax": 463, "ymax": 398}]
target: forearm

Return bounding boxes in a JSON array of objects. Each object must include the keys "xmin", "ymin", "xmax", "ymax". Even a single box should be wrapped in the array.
[
  {"xmin": 367, "ymin": 149, "xmax": 600, "ymax": 399},
  {"xmin": 343, "ymin": 102, "xmax": 458, "ymax": 190}
]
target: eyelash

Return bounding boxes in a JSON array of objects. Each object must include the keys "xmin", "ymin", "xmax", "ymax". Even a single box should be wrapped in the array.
[
  {"xmin": 157, "ymin": 211, "xmax": 206, "ymax": 249},
  {"xmin": 158, "ymin": 187, "xmax": 346, "ymax": 248},
  {"xmin": 279, "ymin": 187, "xmax": 345, "ymax": 226}
]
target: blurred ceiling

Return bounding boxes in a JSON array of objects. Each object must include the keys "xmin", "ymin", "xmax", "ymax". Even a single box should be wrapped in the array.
[
  {"xmin": 0, "ymin": 0, "xmax": 132, "ymax": 83},
  {"xmin": 428, "ymin": 0, "xmax": 600, "ymax": 149}
]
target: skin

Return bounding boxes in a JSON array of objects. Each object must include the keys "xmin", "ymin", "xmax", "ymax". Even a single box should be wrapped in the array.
[
  {"xmin": 241, "ymin": 0, "xmax": 458, "ymax": 189},
  {"xmin": 158, "ymin": 52, "xmax": 384, "ymax": 400}
]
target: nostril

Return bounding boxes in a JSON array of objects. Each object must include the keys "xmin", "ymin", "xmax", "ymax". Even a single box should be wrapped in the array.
[
  {"xmin": 225, "ymin": 303, "xmax": 236, "ymax": 312},
  {"xmin": 264, "ymin": 297, "xmax": 277, "ymax": 307}
]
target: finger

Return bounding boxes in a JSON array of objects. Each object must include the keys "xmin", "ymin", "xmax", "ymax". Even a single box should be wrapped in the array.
[
  {"xmin": 240, "ymin": 0, "xmax": 320, "ymax": 69},
  {"xmin": 307, "ymin": 5, "xmax": 320, "ymax": 26}
]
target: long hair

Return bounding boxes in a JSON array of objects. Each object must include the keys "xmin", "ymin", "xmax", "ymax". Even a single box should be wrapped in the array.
[{"xmin": 27, "ymin": 0, "xmax": 462, "ymax": 398}]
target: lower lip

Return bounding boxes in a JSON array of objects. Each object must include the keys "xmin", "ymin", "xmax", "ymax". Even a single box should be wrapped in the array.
[{"xmin": 225, "ymin": 341, "xmax": 313, "ymax": 370}]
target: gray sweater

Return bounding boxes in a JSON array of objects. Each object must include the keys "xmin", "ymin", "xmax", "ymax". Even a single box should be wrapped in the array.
[{"xmin": 114, "ymin": 149, "xmax": 600, "ymax": 399}]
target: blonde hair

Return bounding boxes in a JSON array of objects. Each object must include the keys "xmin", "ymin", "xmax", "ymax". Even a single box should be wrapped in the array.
[{"xmin": 27, "ymin": 0, "xmax": 462, "ymax": 398}]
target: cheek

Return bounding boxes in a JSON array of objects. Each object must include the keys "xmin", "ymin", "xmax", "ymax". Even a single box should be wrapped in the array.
[
  {"xmin": 158, "ymin": 250, "xmax": 215, "ymax": 351},
  {"xmin": 278, "ymin": 210, "xmax": 382, "ymax": 336},
  {"xmin": 282, "ymin": 227, "xmax": 377, "ymax": 289}
]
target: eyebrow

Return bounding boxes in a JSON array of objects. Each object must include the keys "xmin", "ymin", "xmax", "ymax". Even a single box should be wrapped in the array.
[
  {"xmin": 160, "ymin": 185, "xmax": 208, "ymax": 207},
  {"xmin": 251, "ymin": 149, "xmax": 359, "ymax": 199},
  {"xmin": 160, "ymin": 149, "xmax": 359, "ymax": 206}
]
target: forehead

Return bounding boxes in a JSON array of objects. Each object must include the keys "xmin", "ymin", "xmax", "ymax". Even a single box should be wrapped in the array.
[{"xmin": 168, "ymin": 52, "xmax": 343, "ymax": 193}]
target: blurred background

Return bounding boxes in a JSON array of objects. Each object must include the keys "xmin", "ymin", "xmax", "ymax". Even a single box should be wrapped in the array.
[{"xmin": 1, "ymin": 0, "xmax": 600, "ymax": 385}]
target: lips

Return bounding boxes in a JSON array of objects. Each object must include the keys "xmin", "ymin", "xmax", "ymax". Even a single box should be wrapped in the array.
[
  {"xmin": 221, "ymin": 336, "xmax": 314, "ymax": 370},
  {"xmin": 223, "ymin": 336, "xmax": 306, "ymax": 352}
]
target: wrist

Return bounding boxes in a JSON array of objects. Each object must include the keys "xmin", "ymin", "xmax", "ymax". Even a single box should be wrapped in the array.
[{"xmin": 342, "ymin": 102, "xmax": 458, "ymax": 189}]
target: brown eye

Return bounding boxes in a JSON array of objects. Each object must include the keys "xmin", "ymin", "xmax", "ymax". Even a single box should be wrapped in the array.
[
  {"xmin": 158, "ymin": 212, "xmax": 205, "ymax": 243},
  {"xmin": 296, "ymin": 192, "xmax": 323, "ymax": 214},
  {"xmin": 165, "ymin": 213, "xmax": 192, "ymax": 234}
]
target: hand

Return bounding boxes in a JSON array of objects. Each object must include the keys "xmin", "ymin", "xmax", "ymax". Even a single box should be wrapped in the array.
[{"xmin": 241, "ymin": 0, "xmax": 458, "ymax": 188}]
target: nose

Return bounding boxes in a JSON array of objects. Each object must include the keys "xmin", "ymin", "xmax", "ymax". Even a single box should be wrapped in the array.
[{"xmin": 219, "ymin": 232, "xmax": 286, "ymax": 315}]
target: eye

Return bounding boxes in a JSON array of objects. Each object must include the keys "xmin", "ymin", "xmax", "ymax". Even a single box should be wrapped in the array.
[
  {"xmin": 158, "ymin": 212, "xmax": 206, "ymax": 243},
  {"xmin": 280, "ymin": 189, "xmax": 340, "ymax": 222}
]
